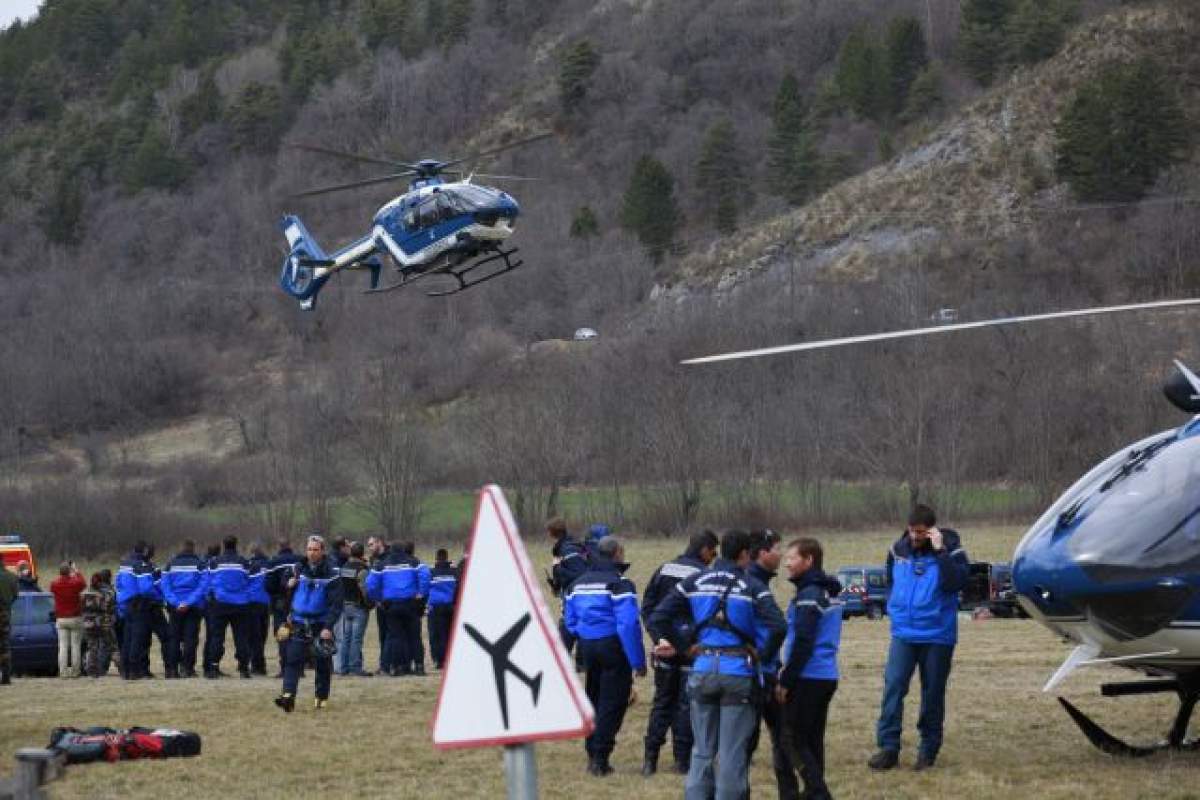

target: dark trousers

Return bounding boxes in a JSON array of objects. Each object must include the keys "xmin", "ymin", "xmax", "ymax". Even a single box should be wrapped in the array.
[
  {"xmin": 382, "ymin": 602, "xmax": 411, "ymax": 673},
  {"xmin": 205, "ymin": 604, "xmax": 249, "ymax": 670},
  {"xmin": 784, "ymin": 679, "xmax": 837, "ymax": 799},
  {"xmin": 748, "ymin": 673, "xmax": 801, "ymax": 800},
  {"xmin": 428, "ymin": 604, "xmax": 453, "ymax": 667},
  {"xmin": 123, "ymin": 604, "xmax": 176, "ymax": 678},
  {"xmin": 375, "ymin": 607, "xmax": 390, "ymax": 672},
  {"xmin": 645, "ymin": 660, "xmax": 693, "ymax": 764},
  {"xmin": 876, "ymin": 639, "xmax": 955, "ymax": 757},
  {"xmin": 281, "ymin": 631, "xmax": 331, "ymax": 699},
  {"xmin": 247, "ymin": 603, "xmax": 269, "ymax": 673},
  {"xmin": 169, "ymin": 607, "xmax": 203, "ymax": 673},
  {"xmin": 405, "ymin": 600, "xmax": 425, "ymax": 671},
  {"xmin": 579, "ymin": 636, "xmax": 633, "ymax": 761}
]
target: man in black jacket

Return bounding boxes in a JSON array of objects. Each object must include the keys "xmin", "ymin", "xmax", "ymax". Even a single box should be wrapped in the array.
[
  {"xmin": 639, "ymin": 530, "xmax": 718, "ymax": 777},
  {"xmin": 265, "ymin": 539, "xmax": 302, "ymax": 678}
]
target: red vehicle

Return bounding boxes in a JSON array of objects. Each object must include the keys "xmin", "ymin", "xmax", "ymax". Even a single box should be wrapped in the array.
[{"xmin": 0, "ymin": 533, "xmax": 36, "ymax": 579}]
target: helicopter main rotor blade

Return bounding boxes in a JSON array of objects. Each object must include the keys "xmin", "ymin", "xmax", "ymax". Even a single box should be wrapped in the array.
[
  {"xmin": 439, "ymin": 131, "xmax": 553, "ymax": 171},
  {"xmin": 681, "ymin": 297, "xmax": 1200, "ymax": 365},
  {"xmin": 286, "ymin": 142, "xmax": 405, "ymax": 169},
  {"xmin": 290, "ymin": 171, "xmax": 416, "ymax": 199},
  {"xmin": 468, "ymin": 173, "xmax": 540, "ymax": 182}
]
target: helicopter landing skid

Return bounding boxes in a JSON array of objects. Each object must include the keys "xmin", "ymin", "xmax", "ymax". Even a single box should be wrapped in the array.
[
  {"xmin": 1059, "ymin": 677, "xmax": 1200, "ymax": 757},
  {"xmin": 424, "ymin": 247, "xmax": 523, "ymax": 297}
]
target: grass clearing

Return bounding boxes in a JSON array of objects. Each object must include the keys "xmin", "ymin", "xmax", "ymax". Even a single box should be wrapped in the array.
[{"xmin": 5, "ymin": 525, "xmax": 1200, "ymax": 798}]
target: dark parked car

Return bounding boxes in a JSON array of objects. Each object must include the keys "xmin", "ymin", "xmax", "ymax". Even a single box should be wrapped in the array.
[
  {"xmin": 10, "ymin": 591, "xmax": 57, "ymax": 675},
  {"xmin": 837, "ymin": 565, "xmax": 888, "ymax": 619},
  {"xmin": 960, "ymin": 561, "xmax": 1023, "ymax": 616}
]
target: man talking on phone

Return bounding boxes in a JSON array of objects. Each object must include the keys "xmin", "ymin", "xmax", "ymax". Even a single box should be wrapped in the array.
[{"xmin": 868, "ymin": 504, "xmax": 968, "ymax": 772}]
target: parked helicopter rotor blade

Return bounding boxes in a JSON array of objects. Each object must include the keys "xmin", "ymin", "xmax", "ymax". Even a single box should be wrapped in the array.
[
  {"xmin": 286, "ymin": 142, "xmax": 405, "ymax": 169},
  {"xmin": 438, "ymin": 131, "xmax": 553, "ymax": 171},
  {"xmin": 681, "ymin": 297, "xmax": 1200, "ymax": 365},
  {"xmin": 290, "ymin": 171, "xmax": 417, "ymax": 198}
]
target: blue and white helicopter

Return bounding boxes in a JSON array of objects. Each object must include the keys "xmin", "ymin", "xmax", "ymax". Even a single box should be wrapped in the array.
[
  {"xmin": 278, "ymin": 132, "xmax": 550, "ymax": 310},
  {"xmin": 684, "ymin": 297, "xmax": 1200, "ymax": 755}
]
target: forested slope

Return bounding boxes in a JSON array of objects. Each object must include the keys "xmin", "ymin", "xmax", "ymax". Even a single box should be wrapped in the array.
[{"xmin": 0, "ymin": 0, "xmax": 1197, "ymax": 552}]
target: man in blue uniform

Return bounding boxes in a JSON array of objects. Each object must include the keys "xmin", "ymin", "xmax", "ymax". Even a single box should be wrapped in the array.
[
  {"xmin": 564, "ymin": 536, "xmax": 647, "ymax": 777},
  {"xmin": 204, "ymin": 535, "xmax": 252, "ymax": 680},
  {"xmin": 246, "ymin": 542, "xmax": 271, "ymax": 676},
  {"xmin": 746, "ymin": 528, "xmax": 799, "ymax": 800},
  {"xmin": 265, "ymin": 538, "xmax": 302, "ymax": 677},
  {"xmin": 639, "ymin": 530, "xmax": 718, "ymax": 777},
  {"xmin": 274, "ymin": 535, "xmax": 344, "ymax": 712},
  {"xmin": 547, "ymin": 517, "xmax": 590, "ymax": 653},
  {"xmin": 117, "ymin": 541, "xmax": 177, "ymax": 680},
  {"xmin": 366, "ymin": 536, "xmax": 392, "ymax": 675},
  {"xmin": 776, "ymin": 537, "xmax": 843, "ymax": 800},
  {"xmin": 648, "ymin": 529, "xmax": 787, "ymax": 800},
  {"xmin": 427, "ymin": 549, "xmax": 458, "ymax": 670},
  {"xmin": 365, "ymin": 541, "xmax": 420, "ymax": 676},
  {"xmin": 161, "ymin": 540, "xmax": 207, "ymax": 678},
  {"xmin": 403, "ymin": 542, "xmax": 431, "ymax": 676},
  {"xmin": 868, "ymin": 504, "xmax": 969, "ymax": 771}
]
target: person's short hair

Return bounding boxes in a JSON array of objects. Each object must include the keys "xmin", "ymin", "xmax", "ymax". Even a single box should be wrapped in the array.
[
  {"xmin": 59, "ymin": 562, "xmax": 71, "ymax": 576},
  {"xmin": 908, "ymin": 504, "xmax": 937, "ymax": 528},
  {"xmin": 545, "ymin": 517, "xmax": 567, "ymax": 536},
  {"xmin": 182, "ymin": 539, "xmax": 195, "ymax": 554},
  {"xmin": 596, "ymin": 535, "xmax": 623, "ymax": 560},
  {"xmin": 687, "ymin": 530, "xmax": 719, "ymax": 557},
  {"xmin": 133, "ymin": 540, "xmax": 149, "ymax": 556},
  {"xmin": 90, "ymin": 572, "xmax": 104, "ymax": 589},
  {"xmin": 436, "ymin": 548, "xmax": 448, "ymax": 561},
  {"xmin": 207, "ymin": 544, "xmax": 221, "ymax": 557},
  {"xmin": 350, "ymin": 542, "xmax": 365, "ymax": 558},
  {"xmin": 223, "ymin": 535, "xmax": 238, "ymax": 551},
  {"xmin": 403, "ymin": 541, "xmax": 415, "ymax": 556},
  {"xmin": 720, "ymin": 529, "xmax": 752, "ymax": 562},
  {"xmin": 306, "ymin": 534, "xmax": 326, "ymax": 551},
  {"xmin": 333, "ymin": 536, "xmax": 349, "ymax": 550},
  {"xmin": 748, "ymin": 529, "xmax": 782, "ymax": 560},
  {"xmin": 99, "ymin": 568, "xmax": 112, "ymax": 583},
  {"xmin": 787, "ymin": 537, "xmax": 824, "ymax": 571},
  {"xmin": 277, "ymin": 538, "xmax": 291, "ymax": 551}
]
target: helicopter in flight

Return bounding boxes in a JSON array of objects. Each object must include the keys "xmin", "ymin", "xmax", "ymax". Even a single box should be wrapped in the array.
[
  {"xmin": 684, "ymin": 297, "xmax": 1200, "ymax": 756},
  {"xmin": 277, "ymin": 132, "xmax": 551, "ymax": 310}
]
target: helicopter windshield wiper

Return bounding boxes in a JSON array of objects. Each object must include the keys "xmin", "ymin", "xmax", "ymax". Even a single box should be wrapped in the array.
[{"xmin": 1098, "ymin": 437, "xmax": 1174, "ymax": 493}]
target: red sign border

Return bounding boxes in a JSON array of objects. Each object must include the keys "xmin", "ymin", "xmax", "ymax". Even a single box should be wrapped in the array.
[{"xmin": 430, "ymin": 485, "xmax": 595, "ymax": 750}]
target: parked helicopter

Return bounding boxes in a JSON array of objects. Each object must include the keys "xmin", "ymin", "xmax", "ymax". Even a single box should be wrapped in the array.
[
  {"xmin": 278, "ymin": 132, "xmax": 550, "ymax": 310},
  {"xmin": 683, "ymin": 297, "xmax": 1200, "ymax": 756}
]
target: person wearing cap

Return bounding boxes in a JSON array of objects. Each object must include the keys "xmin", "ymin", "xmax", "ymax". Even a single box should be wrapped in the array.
[{"xmin": 274, "ymin": 535, "xmax": 343, "ymax": 712}]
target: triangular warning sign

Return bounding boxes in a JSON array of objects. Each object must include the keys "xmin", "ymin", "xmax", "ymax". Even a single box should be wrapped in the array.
[{"xmin": 432, "ymin": 485, "xmax": 595, "ymax": 749}]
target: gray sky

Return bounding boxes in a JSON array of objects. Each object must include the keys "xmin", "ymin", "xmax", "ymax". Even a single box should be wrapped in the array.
[{"xmin": 0, "ymin": 0, "xmax": 40, "ymax": 28}]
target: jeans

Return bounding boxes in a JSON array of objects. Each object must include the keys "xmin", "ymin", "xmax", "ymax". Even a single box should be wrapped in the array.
[
  {"xmin": 335, "ymin": 604, "xmax": 367, "ymax": 674},
  {"xmin": 686, "ymin": 671, "xmax": 758, "ymax": 800},
  {"xmin": 876, "ymin": 638, "xmax": 955, "ymax": 757},
  {"xmin": 56, "ymin": 617, "xmax": 84, "ymax": 677}
]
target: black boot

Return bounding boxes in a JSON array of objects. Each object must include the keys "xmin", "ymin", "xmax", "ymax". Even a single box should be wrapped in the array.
[
  {"xmin": 588, "ymin": 756, "xmax": 614, "ymax": 777},
  {"xmin": 0, "ymin": 666, "xmax": 10, "ymax": 685},
  {"xmin": 641, "ymin": 750, "xmax": 658, "ymax": 777}
]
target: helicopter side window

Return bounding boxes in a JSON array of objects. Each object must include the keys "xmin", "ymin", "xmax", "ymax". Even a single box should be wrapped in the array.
[{"xmin": 416, "ymin": 199, "xmax": 440, "ymax": 229}]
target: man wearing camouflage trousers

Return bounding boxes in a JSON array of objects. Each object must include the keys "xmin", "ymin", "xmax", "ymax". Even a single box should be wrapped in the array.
[{"xmin": 0, "ymin": 564, "xmax": 17, "ymax": 684}]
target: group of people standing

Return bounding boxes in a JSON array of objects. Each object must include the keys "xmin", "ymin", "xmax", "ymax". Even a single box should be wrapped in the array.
[{"xmin": 548, "ymin": 503, "xmax": 969, "ymax": 800}]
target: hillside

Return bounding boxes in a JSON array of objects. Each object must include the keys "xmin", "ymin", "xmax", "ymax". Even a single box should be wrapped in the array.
[{"xmin": 2, "ymin": 0, "xmax": 1198, "ymax": 554}]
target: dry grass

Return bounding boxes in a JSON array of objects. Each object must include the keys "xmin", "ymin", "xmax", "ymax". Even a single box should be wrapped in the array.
[{"xmin": 5, "ymin": 525, "xmax": 1200, "ymax": 798}]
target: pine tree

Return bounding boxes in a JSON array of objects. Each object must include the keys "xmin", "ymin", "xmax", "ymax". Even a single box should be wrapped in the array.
[
  {"xmin": 959, "ymin": 0, "xmax": 1013, "ymax": 86},
  {"xmin": 786, "ymin": 128, "xmax": 822, "ymax": 205},
  {"xmin": 363, "ymin": 0, "xmax": 413, "ymax": 51},
  {"xmin": 1007, "ymin": 0, "xmax": 1077, "ymax": 66},
  {"xmin": 558, "ymin": 39, "xmax": 600, "ymax": 114},
  {"xmin": 425, "ymin": 0, "xmax": 445, "ymax": 48},
  {"xmin": 695, "ymin": 118, "xmax": 739, "ymax": 234},
  {"xmin": 123, "ymin": 122, "xmax": 190, "ymax": 192},
  {"xmin": 40, "ymin": 173, "xmax": 86, "ymax": 246},
  {"xmin": 569, "ymin": 205, "xmax": 599, "ymax": 239},
  {"xmin": 620, "ymin": 155, "xmax": 680, "ymax": 264},
  {"xmin": 16, "ymin": 58, "xmax": 64, "ymax": 121},
  {"xmin": 885, "ymin": 16, "xmax": 929, "ymax": 114},
  {"xmin": 226, "ymin": 82, "xmax": 287, "ymax": 154},
  {"xmin": 1055, "ymin": 59, "xmax": 1189, "ymax": 202},
  {"xmin": 767, "ymin": 74, "xmax": 805, "ymax": 199},
  {"xmin": 901, "ymin": 64, "xmax": 943, "ymax": 121},
  {"xmin": 180, "ymin": 68, "xmax": 223, "ymax": 135},
  {"xmin": 442, "ymin": 0, "xmax": 472, "ymax": 47},
  {"xmin": 835, "ymin": 28, "xmax": 887, "ymax": 120}
]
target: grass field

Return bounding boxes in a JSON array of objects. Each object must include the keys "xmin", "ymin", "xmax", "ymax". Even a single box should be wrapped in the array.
[{"xmin": 5, "ymin": 524, "xmax": 1200, "ymax": 799}]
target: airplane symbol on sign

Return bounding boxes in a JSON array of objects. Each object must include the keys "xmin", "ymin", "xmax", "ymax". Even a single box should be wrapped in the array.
[{"xmin": 463, "ymin": 613, "xmax": 544, "ymax": 730}]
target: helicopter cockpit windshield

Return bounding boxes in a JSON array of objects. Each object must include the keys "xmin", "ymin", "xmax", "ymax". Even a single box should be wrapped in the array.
[{"xmin": 442, "ymin": 184, "xmax": 500, "ymax": 211}]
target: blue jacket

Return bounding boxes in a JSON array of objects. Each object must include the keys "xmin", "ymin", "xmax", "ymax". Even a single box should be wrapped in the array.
[
  {"xmin": 549, "ymin": 536, "xmax": 590, "ymax": 596},
  {"xmin": 265, "ymin": 547, "xmax": 303, "ymax": 609},
  {"xmin": 161, "ymin": 552, "xmax": 207, "ymax": 610},
  {"xmin": 416, "ymin": 560, "xmax": 431, "ymax": 599},
  {"xmin": 115, "ymin": 551, "xmax": 159, "ymax": 618},
  {"xmin": 209, "ymin": 549, "xmax": 251, "ymax": 607},
  {"xmin": 780, "ymin": 569, "xmax": 844, "ymax": 686},
  {"xmin": 641, "ymin": 551, "xmax": 708, "ymax": 662},
  {"xmin": 648, "ymin": 559, "xmax": 786, "ymax": 679},
  {"xmin": 747, "ymin": 561, "xmax": 782, "ymax": 674},
  {"xmin": 428, "ymin": 561, "xmax": 458, "ymax": 607},
  {"xmin": 885, "ymin": 528, "xmax": 969, "ymax": 645},
  {"xmin": 365, "ymin": 549, "xmax": 421, "ymax": 603},
  {"xmin": 247, "ymin": 553, "xmax": 270, "ymax": 606},
  {"xmin": 563, "ymin": 556, "xmax": 646, "ymax": 671},
  {"xmin": 289, "ymin": 555, "xmax": 344, "ymax": 632}
]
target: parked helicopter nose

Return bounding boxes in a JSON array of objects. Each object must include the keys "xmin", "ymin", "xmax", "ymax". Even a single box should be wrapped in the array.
[{"xmin": 1014, "ymin": 424, "xmax": 1200, "ymax": 641}]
